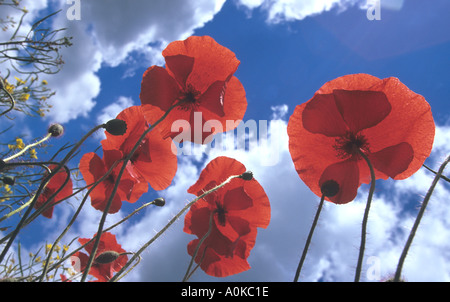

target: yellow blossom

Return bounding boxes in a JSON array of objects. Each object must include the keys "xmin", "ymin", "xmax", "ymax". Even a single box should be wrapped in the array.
[
  {"xmin": 3, "ymin": 80, "xmax": 14, "ymax": 93},
  {"xmin": 15, "ymin": 138, "xmax": 25, "ymax": 150},
  {"xmin": 45, "ymin": 244, "xmax": 52, "ymax": 254},
  {"xmin": 19, "ymin": 93, "xmax": 30, "ymax": 101},
  {"xmin": 29, "ymin": 148, "xmax": 38, "ymax": 159},
  {"xmin": 14, "ymin": 77, "xmax": 25, "ymax": 86},
  {"xmin": 42, "ymin": 80, "xmax": 48, "ymax": 85}
]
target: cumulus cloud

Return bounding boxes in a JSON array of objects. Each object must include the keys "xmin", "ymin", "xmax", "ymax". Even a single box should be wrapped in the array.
[
  {"xmin": 18, "ymin": 0, "xmax": 227, "ymax": 124},
  {"xmin": 235, "ymin": 0, "xmax": 366, "ymax": 23}
]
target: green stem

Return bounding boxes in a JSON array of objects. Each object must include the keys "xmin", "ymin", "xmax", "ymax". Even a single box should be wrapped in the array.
[
  {"xmin": 182, "ymin": 211, "xmax": 214, "ymax": 282},
  {"xmin": 81, "ymin": 101, "xmax": 182, "ymax": 282},
  {"xmin": 354, "ymin": 149, "xmax": 376, "ymax": 282},
  {"xmin": 3, "ymin": 133, "xmax": 52, "ymax": 162},
  {"xmin": 293, "ymin": 194, "xmax": 325, "ymax": 282},
  {"xmin": 394, "ymin": 155, "xmax": 450, "ymax": 282},
  {"xmin": 37, "ymin": 161, "xmax": 118, "ymax": 282},
  {"xmin": 0, "ymin": 81, "xmax": 15, "ymax": 116},
  {"xmin": 0, "ymin": 124, "xmax": 104, "ymax": 264}
]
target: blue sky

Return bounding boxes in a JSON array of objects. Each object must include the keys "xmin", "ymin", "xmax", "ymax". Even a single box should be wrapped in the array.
[{"xmin": 1, "ymin": 0, "xmax": 450, "ymax": 282}]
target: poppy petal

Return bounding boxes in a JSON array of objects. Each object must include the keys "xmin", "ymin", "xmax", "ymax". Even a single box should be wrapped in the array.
[
  {"xmin": 368, "ymin": 142, "xmax": 414, "ymax": 179},
  {"xmin": 319, "ymin": 159, "xmax": 360, "ymax": 204},
  {"xmin": 140, "ymin": 65, "xmax": 181, "ymax": 114},
  {"xmin": 333, "ymin": 89, "xmax": 392, "ymax": 133},
  {"xmin": 188, "ymin": 156, "xmax": 246, "ymax": 196},
  {"xmin": 163, "ymin": 36, "xmax": 240, "ymax": 93},
  {"xmin": 198, "ymin": 80, "xmax": 226, "ymax": 117},
  {"xmin": 164, "ymin": 54, "xmax": 194, "ymax": 88},
  {"xmin": 302, "ymin": 93, "xmax": 349, "ymax": 137},
  {"xmin": 362, "ymin": 77, "xmax": 435, "ymax": 180}
]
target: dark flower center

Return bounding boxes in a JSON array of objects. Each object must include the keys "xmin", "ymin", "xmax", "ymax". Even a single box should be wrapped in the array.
[
  {"xmin": 180, "ymin": 84, "xmax": 201, "ymax": 110},
  {"xmin": 333, "ymin": 131, "xmax": 370, "ymax": 159},
  {"xmin": 215, "ymin": 201, "xmax": 227, "ymax": 227}
]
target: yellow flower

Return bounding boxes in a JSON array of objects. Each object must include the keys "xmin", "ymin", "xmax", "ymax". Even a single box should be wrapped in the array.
[
  {"xmin": 3, "ymin": 80, "xmax": 15, "ymax": 93},
  {"xmin": 14, "ymin": 77, "xmax": 25, "ymax": 86},
  {"xmin": 3, "ymin": 185, "xmax": 12, "ymax": 195},
  {"xmin": 15, "ymin": 138, "xmax": 25, "ymax": 150},
  {"xmin": 42, "ymin": 80, "xmax": 48, "ymax": 85},
  {"xmin": 45, "ymin": 244, "xmax": 52, "ymax": 254},
  {"xmin": 29, "ymin": 148, "xmax": 38, "ymax": 159},
  {"xmin": 19, "ymin": 93, "xmax": 30, "ymax": 101}
]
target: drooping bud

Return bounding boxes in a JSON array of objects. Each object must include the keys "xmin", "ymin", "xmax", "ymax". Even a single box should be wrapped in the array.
[
  {"xmin": 0, "ymin": 160, "xmax": 6, "ymax": 171},
  {"xmin": 0, "ymin": 77, "xmax": 4, "ymax": 90},
  {"xmin": 239, "ymin": 171, "xmax": 253, "ymax": 181},
  {"xmin": 104, "ymin": 119, "xmax": 127, "ymax": 136},
  {"xmin": 153, "ymin": 197, "xmax": 166, "ymax": 207},
  {"xmin": 320, "ymin": 180, "xmax": 340, "ymax": 197},
  {"xmin": 94, "ymin": 251, "xmax": 120, "ymax": 264},
  {"xmin": 48, "ymin": 123, "xmax": 64, "ymax": 137},
  {"xmin": 2, "ymin": 176, "xmax": 15, "ymax": 185}
]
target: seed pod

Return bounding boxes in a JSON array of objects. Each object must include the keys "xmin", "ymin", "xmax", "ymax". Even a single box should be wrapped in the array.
[
  {"xmin": 48, "ymin": 124, "xmax": 64, "ymax": 137},
  {"xmin": 320, "ymin": 180, "xmax": 340, "ymax": 197},
  {"xmin": 2, "ymin": 176, "xmax": 15, "ymax": 185},
  {"xmin": 0, "ymin": 160, "xmax": 6, "ymax": 171},
  {"xmin": 94, "ymin": 251, "xmax": 120, "ymax": 264},
  {"xmin": 153, "ymin": 197, "xmax": 165, "ymax": 207},
  {"xmin": 240, "ymin": 171, "xmax": 253, "ymax": 181},
  {"xmin": 104, "ymin": 119, "xmax": 127, "ymax": 136}
]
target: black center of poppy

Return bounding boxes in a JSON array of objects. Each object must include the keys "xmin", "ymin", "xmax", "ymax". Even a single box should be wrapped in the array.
[
  {"xmin": 333, "ymin": 131, "xmax": 370, "ymax": 159},
  {"xmin": 180, "ymin": 84, "xmax": 201, "ymax": 110},
  {"xmin": 106, "ymin": 174, "xmax": 115, "ymax": 184},
  {"xmin": 215, "ymin": 201, "xmax": 227, "ymax": 227}
]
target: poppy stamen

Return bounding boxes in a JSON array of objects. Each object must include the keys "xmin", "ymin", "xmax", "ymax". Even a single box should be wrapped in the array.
[
  {"xmin": 179, "ymin": 84, "xmax": 201, "ymax": 111},
  {"xmin": 215, "ymin": 201, "xmax": 227, "ymax": 226},
  {"xmin": 333, "ymin": 131, "xmax": 370, "ymax": 159}
]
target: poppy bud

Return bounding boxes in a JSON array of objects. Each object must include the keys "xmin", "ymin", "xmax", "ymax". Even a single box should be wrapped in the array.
[
  {"xmin": 0, "ymin": 77, "xmax": 4, "ymax": 90},
  {"xmin": 320, "ymin": 180, "xmax": 339, "ymax": 197},
  {"xmin": 48, "ymin": 124, "xmax": 64, "ymax": 137},
  {"xmin": 239, "ymin": 171, "xmax": 253, "ymax": 181},
  {"xmin": 104, "ymin": 119, "xmax": 127, "ymax": 136},
  {"xmin": 2, "ymin": 176, "xmax": 15, "ymax": 185},
  {"xmin": 153, "ymin": 197, "xmax": 165, "ymax": 207},
  {"xmin": 94, "ymin": 251, "xmax": 120, "ymax": 264},
  {"xmin": 0, "ymin": 160, "xmax": 6, "ymax": 171}
]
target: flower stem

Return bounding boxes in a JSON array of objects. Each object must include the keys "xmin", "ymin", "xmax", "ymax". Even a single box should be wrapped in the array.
[
  {"xmin": 37, "ymin": 161, "xmax": 118, "ymax": 282},
  {"xmin": 81, "ymin": 101, "xmax": 182, "ymax": 282},
  {"xmin": 354, "ymin": 149, "xmax": 376, "ymax": 282},
  {"xmin": 182, "ymin": 211, "xmax": 214, "ymax": 282},
  {"xmin": 3, "ymin": 133, "xmax": 52, "ymax": 162},
  {"xmin": 0, "ymin": 79, "xmax": 15, "ymax": 116},
  {"xmin": 108, "ymin": 173, "xmax": 244, "ymax": 282},
  {"xmin": 394, "ymin": 155, "xmax": 450, "ymax": 282},
  {"xmin": 0, "ymin": 124, "xmax": 105, "ymax": 264},
  {"xmin": 293, "ymin": 194, "xmax": 325, "ymax": 282}
]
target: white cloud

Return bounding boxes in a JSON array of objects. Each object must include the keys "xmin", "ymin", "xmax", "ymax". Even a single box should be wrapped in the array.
[
  {"xmin": 235, "ymin": 0, "xmax": 365, "ymax": 23},
  {"xmin": 11, "ymin": 0, "xmax": 227, "ymax": 124}
]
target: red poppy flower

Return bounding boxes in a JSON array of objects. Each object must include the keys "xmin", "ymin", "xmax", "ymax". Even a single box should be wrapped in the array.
[
  {"xmin": 35, "ymin": 164, "xmax": 73, "ymax": 218},
  {"xmin": 79, "ymin": 149, "xmax": 148, "ymax": 213},
  {"xmin": 71, "ymin": 232, "xmax": 128, "ymax": 282},
  {"xmin": 140, "ymin": 35, "xmax": 247, "ymax": 144},
  {"xmin": 184, "ymin": 156, "xmax": 270, "ymax": 277},
  {"xmin": 287, "ymin": 73, "xmax": 435, "ymax": 204},
  {"xmin": 101, "ymin": 106, "xmax": 177, "ymax": 191}
]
